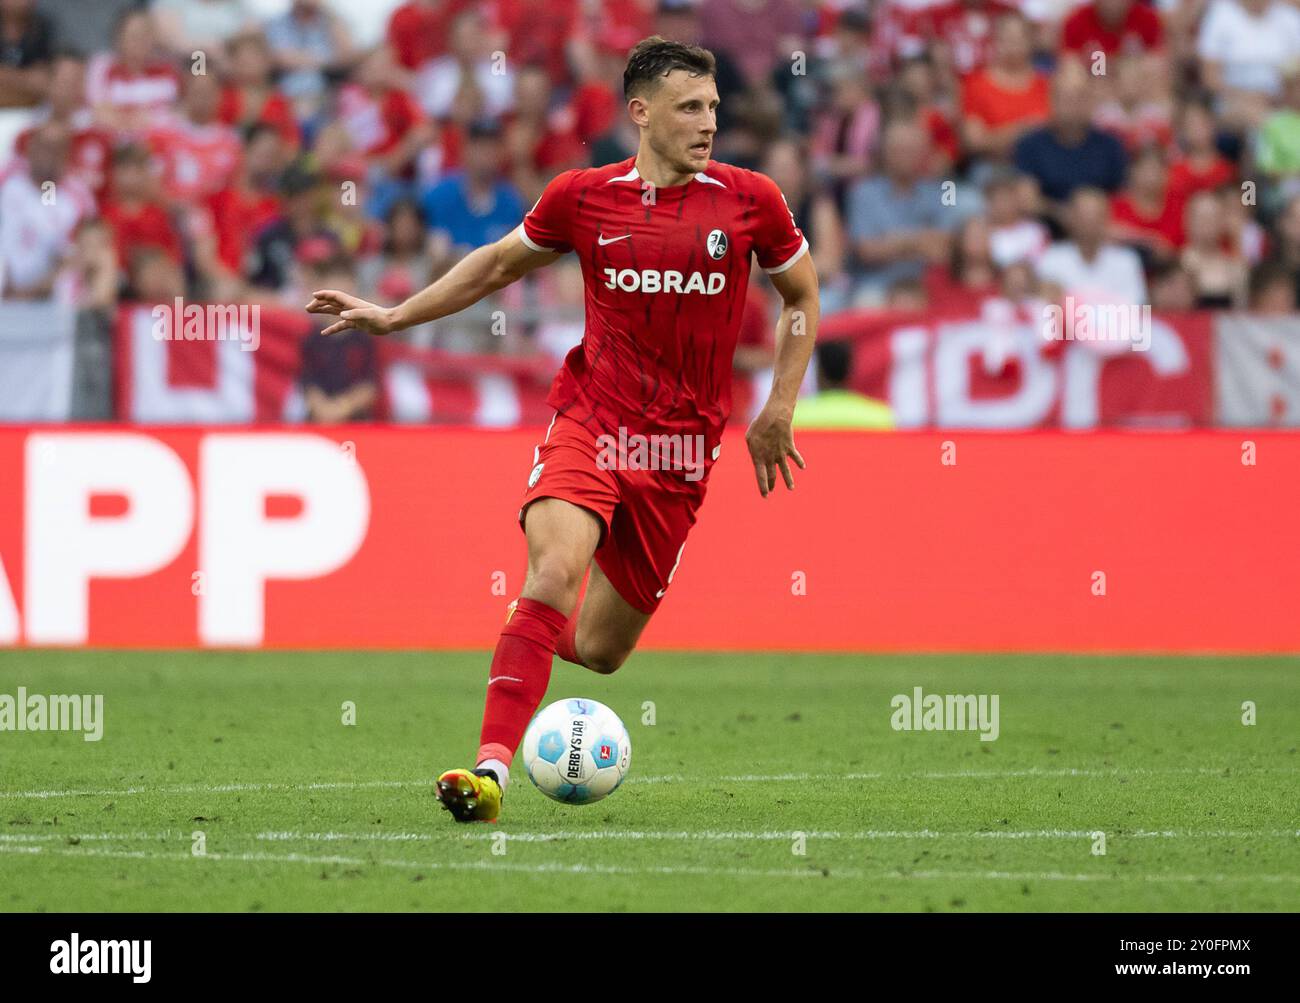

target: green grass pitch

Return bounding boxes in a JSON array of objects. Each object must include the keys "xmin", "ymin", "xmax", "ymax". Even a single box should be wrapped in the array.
[{"xmin": 1, "ymin": 650, "xmax": 1296, "ymax": 912}]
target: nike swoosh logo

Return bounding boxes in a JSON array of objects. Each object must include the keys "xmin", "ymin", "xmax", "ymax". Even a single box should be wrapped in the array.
[{"xmin": 598, "ymin": 233, "xmax": 631, "ymax": 245}]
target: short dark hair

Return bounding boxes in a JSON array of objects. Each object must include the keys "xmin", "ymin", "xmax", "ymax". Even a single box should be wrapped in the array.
[
  {"xmin": 815, "ymin": 340, "xmax": 853, "ymax": 387},
  {"xmin": 623, "ymin": 35, "xmax": 716, "ymax": 100}
]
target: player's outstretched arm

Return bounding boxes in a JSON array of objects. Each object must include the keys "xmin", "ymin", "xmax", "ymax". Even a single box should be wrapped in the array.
[
  {"xmin": 746, "ymin": 252, "xmax": 819, "ymax": 497},
  {"xmin": 305, "ymin": 228, "xmax": 562, "ymax": 336}
]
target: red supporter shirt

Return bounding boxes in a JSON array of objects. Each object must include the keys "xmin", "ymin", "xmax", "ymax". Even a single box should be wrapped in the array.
[
  {"xmin": 961, "ymin": 69, "xmax": 1051, "ymax": 129},
  {"xmin": 386, "ymin": 0, "xmax": 470, "ymax": 69},
  {"xmin": 101, "ymin": 200, "xmax": 183, "ymax": 266},
  {"xmin": 218, "ymin": 86, "xmax": 301, "ymax": 148},
  {"xmin": 912, "ymin": 1, "xmax": 1019, "ymax": 75},
  {"xmin": 336, "ymin": 84, "xmax": 423, "ymax": 159},
  {"xmin": 203, "ymin": 186, "xmax": 283, "ymax": 272},
  {"xmin": 86, "ymin": 57, "xmax": 180, "ymax": 119},
  {"xmin": 1061, "ymin": 2, "xmax": 1164, "ymax": 57},
  {"xmin": 518, "ymin": 157, "xmax": 807, "ymax": 443},
  {"xmin": 146, "ymin": 116, "xmax": 242, "ymax": 204},
  {"xmin": 1111, "ymin": 190, "xmax": 1186, "ymax": 250},
  {"xmin": 16, "ymin": 120, "xmax": 114, "ymax": 205},
  {"xmin": 1168, "ymin": 157, "xmax": 1234, "ymax": 200}
]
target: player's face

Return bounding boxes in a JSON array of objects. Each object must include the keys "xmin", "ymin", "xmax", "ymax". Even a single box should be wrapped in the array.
[{"xmin": 644, "ymin": 71, "xmax": 719, "ymax": 175}]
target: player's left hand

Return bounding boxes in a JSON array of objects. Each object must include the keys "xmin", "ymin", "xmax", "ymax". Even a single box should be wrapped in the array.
[{"xmin": 745, "ymin": 406, "xmax": 805, "ymax": 498}]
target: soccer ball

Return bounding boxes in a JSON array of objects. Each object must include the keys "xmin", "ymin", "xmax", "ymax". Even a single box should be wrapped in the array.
[{"xmin": 522, "ymin": 698, "xmax": 631, "ymax": 804}]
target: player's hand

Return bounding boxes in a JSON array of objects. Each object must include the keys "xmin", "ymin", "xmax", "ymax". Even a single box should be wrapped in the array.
[
  {"xmin": 305, "ymin": 289, "xmax": 399, "ymax": 337},
  {"xmin": 745, "ymin": 405, "xmax": 805, "ymax": 498}
]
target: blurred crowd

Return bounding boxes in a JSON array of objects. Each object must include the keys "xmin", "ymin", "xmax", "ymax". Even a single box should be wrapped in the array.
[{"xmin": 1, "ymin": 0, "xmax": 1299, "ymax": 421}]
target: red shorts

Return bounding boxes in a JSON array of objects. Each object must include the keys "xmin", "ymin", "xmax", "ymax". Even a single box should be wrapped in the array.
[{"xmin": 517, "ymin": 412, "xmax": 718, "ymax": 614}]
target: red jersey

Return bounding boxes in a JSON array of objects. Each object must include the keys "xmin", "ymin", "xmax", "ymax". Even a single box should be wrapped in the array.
[
  {"xmin": 145, "ymin": 116, "xmax": 242, "ymax": 204},
  {"xmin": 518, "ymin": 158, "xmax": 807, "ymax": 445},
  {"xmin": 1061, "ymin": 2, "xmax": 1163, "ymax": 58}
]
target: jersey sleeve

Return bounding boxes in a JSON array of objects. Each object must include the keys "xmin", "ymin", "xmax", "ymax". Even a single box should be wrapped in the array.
[
  {"xmin": 518, "ymin": 169, "xmax": 577, "ymax": 254},
  {"xmin": 751, "ymin": 171, "xmax": 809, "ymax": 275}
]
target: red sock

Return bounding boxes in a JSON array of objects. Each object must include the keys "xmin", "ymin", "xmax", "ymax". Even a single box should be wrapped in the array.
[
  {"xmin": 555, "ymin": 608, "xmax": 582, "ymax": 666},
  {"xmin": 477, "ymin": 596, "xmax": 568, "ymax": 765},
  {"xmin": 554, "ymin": 568, "xmax": 589, "ymax": 666}
]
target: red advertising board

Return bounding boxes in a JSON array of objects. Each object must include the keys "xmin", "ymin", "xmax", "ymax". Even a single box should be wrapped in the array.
[{"xmin": 0, "ymin": 426, "xmax": 1296, "ymax": 652}]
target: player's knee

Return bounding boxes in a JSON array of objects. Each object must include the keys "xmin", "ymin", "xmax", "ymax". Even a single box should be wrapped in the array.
[
  {"xmin": 525, "ymin": 554, "xmax": 586, "ymax": 612},
  {"xmin": 583, "ymin": 643, "xmax": 631, "ymax": 675}
]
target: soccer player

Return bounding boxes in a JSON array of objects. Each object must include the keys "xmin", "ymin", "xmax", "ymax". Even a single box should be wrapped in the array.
[{"xmin": 306, "ymin": 36, "xmax": 819, "ymax": 822}]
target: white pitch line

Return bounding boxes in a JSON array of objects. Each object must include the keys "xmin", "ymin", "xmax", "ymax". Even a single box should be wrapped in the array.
[
  {"xmin": 0, "ymin": 843, "xmax": 850, "ymax": 880},
  {"xmin": 2, "ymin": 843, "xmax": 1297, "ymax": 885},
  {"xmin": 0, "ymin": 778, "xmax": 425, "ymax": 800},
  {"xmin": 257, "ymin": 829, "xmax": 1300, "ymax": 843},
  {"xmin": 2, "ymin": 765, "xmax": 1296, "ymax": 801},
  {"xmin": 2, "ymin": 828, "xmax": 1295, "ymax": 846},
  {"xmin": 699, "ymin": 767, "xmax": 1300, "ymax": 783}
]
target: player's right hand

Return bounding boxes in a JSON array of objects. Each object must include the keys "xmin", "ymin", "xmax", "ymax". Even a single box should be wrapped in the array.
[{"xmin": 305, "ymin": 289, "xmax": 398, "ymax": 337}]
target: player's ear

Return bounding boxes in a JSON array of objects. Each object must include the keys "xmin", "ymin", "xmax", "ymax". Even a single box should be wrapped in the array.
[{"xmin": 627, "ymin": 95, "xmax": 650, "ymax": 129}]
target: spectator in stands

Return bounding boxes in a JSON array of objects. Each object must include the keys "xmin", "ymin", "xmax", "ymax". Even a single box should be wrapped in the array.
[
  {"xmin": 1197, "ymin": 0, "xmax": 1300, "ymax": 129},
  {"xmin": 505, "ymin": 63, "xmax": 588, "ymax": 204},
  {"xmin": 984, "ymin": 169, "xmax": 1049, "ymax": 266},
  {"xmin": 761, "ymin": 138, "xmax": 846, "ymax": 296},
  {"xmin": 1168, "ymin": 96, "xmax": 1235, "ymax": 201},
  {"xmin": 219, "ymin": 31, "xmax": 301, "ymax": 150},
  {"xmin": 1254, "ymin": 67, "xmax": 1300, "ymax": 212},
  {"xmin": 809, "ymin": 60, "xmax": 880, "ymax": 210},
  {"xmin": 264, "ymin": 0, "xmax": 355, "ymax": 122},
  {"xmin": 247, "ymin": 162, "xmax": 338, "ymax": 292},
  {"xmin": 910, "ymin": 0, "xmax": 1019, "ymax": 79},
  {"xmin": 699, "ymin": 0, "xmax": 804, "ymax": 89},
  {"xmin": 386, "ymin": 0, "xmax": 471, "ymax": 74},
  {"xmin": 193, "ymin": 123, "xmax": 286, "ymax": 297},
  {"xmin": 301, "ymin": 254, "xmax": 379, "ymax": 423},
  {"xmin": 356, "ymin": 197, "xmax": 434, "ymax": 345},
  {"xmin": 846, "ymin": 119, "xmax": 955, "ymax": 305},
  {"xmin": 1110, "ymin": 144, "xmax": 1185, "ymax": 265},
  {"xmin": 1148, "ymin": 260, "xmax": 1199, "ymax": 311},
  {"xmin": 146, "ymin": 70, "xmax": 242, "ymax": 209},
  {"xmin": 327, "ymin": 46, "xmax": 431, "ymax": 221},
  {"xmin": 1014, "ymin": 65, "xmax": 1127, "ymax": 207},
  {"xmin": 895, "ymin": 55, "xmax": 959, "ymax": 176},
  {"xmin": 961, "ymin": 12, "xmax": 1051, "ymax": 161},
  {"xmin": 0, "ymin": 0, "xmax": 53, "ymax": 107},
  {"xmin": 1060, "ymin": 0, "xmax": 1164, "ymax": 65},
  {"xmin": 1092, "ymin": 52, "xmax": 1173, "ymax": 153},
  {"xmin": 16, "ymin": 53, "xmax": 115, "ymax": 204},
  {"xmin": 87, "ymin": 8, "xmax": 181, "ymax": 134},
  {"xmin": 1036, "ymin": 186, "xmax": 1149, "ymax": 309},
  {"xmin": 100, "ymin": 143, "xmax": 184, "ymax": 271},
  {"xmin": 927, "ymin": 214, "xmax": 999, "ymax": 309},
  {"xmin": 792, "ymin": 339, "xmax": 894, "ymax": 430},
  {"xmin": 1247, "ymin": 261, "xmax": 1297, "ymax": 313},
  {"xmin": 67, "ymin": 217, "xmax": 119, "ymax": 420},
  {"xmin": 124, "ymin": 244, "xmax": 185, "ymax": 304},
  {"xmin": 1269, "ymin": 195, "xmax": 1300, "ymax": 301},
  {"xmin": 415, "ymin": 8, "xmax": 515, "ymax": 125},
  {"xmin": 1181, "ymin": 189, "xmax": 1248, "ymax": 307},
  {"xmin": 421, "ymin": 119, "xmax": 525, "ymax": 269},
  {"xmin": 0, "ymin": 122, "xmax": 96, "ymax": 302}
]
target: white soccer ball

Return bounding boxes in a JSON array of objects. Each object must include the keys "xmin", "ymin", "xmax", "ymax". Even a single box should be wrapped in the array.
[{"xmin": 521, "ymin": 698, "xmax": 631, "ymax": 804}]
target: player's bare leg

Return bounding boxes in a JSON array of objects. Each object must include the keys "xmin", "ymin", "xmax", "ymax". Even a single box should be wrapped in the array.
[
  {"xmin": 565, "ymin": 560, "xmax": 651, "ymax": 675},
  {"xmin": 435, "ymin": 497, "xmax": 602, "ymax": 822}
]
